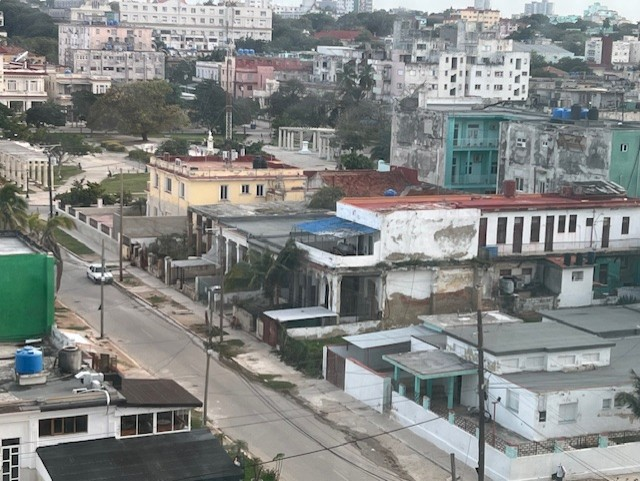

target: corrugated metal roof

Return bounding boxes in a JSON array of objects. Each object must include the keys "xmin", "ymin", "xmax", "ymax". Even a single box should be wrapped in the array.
[{"xmin": 294, "ymin": 217, "xmax": 377, "ymax": 238}]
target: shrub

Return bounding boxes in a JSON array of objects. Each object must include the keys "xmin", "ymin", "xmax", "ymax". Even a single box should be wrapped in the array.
[
  {"xmin": 100, "ymin": 140, "xmax": 127, "ymax": 152},
  {"xmin": 127, "ymin": 149, "xmax": 152, "ymax": 163}
]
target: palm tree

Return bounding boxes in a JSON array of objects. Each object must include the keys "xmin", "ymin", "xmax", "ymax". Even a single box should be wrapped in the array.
[
  {"xmin": 27, "ymin": 213, "xmax": 76, "ymax": 291},
  {"xmin": 615, "ymin": 370, "xmax": 640, "ymax": 418},
  {"xmin": 0, "ymin": 183, "xmax": 29, "ymax": 230},
  {"xmin": 264, "ymin": 239, "xmax": 302, "ymax": 306}
]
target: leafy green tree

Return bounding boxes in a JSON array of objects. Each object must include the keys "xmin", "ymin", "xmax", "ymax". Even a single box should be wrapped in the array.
[
  {"xmin": 166, "ymin": 59, "xmax": 196, "ymax": 85},
  {"xmin": 190, "ymin": 80, "xmax": 257, "ymax": 135},
  {"xmin": 156, "ymin": 138, "xmax": 190, "ymax": 156},
  {"xmin": 148, "ymin": 233, "xmax": 190, "ymax": 260},
  {"xmin": 335, "ymin": 100, "xmax": 388, "ymax": 152},
  {"xmin": 27, "ymin": 213, "xmax": 75, "ymax": 291},
  {"xmin": 88, "ymin": 80, "xmax": 188, "ymax": 140},
  {"xmin": 1, "ymin": 0, "xmax": 57, "ymax": 38},
  {"xmin": 555, "ymin": 57, "xmax": 592, "ymax": 74},
  {"xmin": 529, "ymin": 52, "xmax": 551, "ymax": 77},
  {"xmin": 235, "ymin": 38, "xmax": 269, "ymax": 54},
  {"xmin": 71, "ymin": 90, "xmax": 98, "ymax": 122},
  {"xmin": 615, "ymin": 371, "xmax": 640, "ymax": 419},
  {"xmin": 303, "ymin": 12, "xmax": 336, "ymax": 32},
  {"xmin": 25, "ymin": 102, "xmax": 66, "ymax": 127},
  {"xmin": 55, "ymin": 179, "xmax": 105, "ymax": 207},
  {"xmin": 264, "ymin": 239, "xmax": 302, "ymax": 306},
  {"xmin": 0, "ymin": 183, "xmax": 28, "ymax": 229},
  {"xmin": 370, "ymin": 123, "xmax": 391, "ymax": 162},
  {"xmin": 7, "ymin": 37, "xmax": 58, "ymax": 63},
  {"xmin": 340, "ymin": 152, "xmax": 373, "ymax": 170},
  {"xmin": 268, "ymin": 80, "xmax": 306, "ymax": 119},
  {"xmin": 30, "ymin": 133, "xmax": 94, "ymax": 177},
  {"xmin": 309, "ymin": 186, "xmax": 344, "ymax": 210}
]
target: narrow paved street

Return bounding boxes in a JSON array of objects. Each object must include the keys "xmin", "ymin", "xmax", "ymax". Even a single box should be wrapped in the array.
[{"xmin": 58, "ymin": 253, "xmax": 414, "ymax": 481}]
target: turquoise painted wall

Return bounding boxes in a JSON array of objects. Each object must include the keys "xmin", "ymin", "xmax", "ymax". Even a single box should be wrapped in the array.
[
  {"xmin": 610, "ymin": 130, "xmax": 640, "ymax": 197},
  {"xmin": 0, "ymin": 253, "xmax": 55, "ymax": 341},
  {"xmin": 445, "ymin": 115, "xmax": 506, "ymax": 193}
]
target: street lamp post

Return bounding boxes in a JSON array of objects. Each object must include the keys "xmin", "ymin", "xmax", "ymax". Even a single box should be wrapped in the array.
[{"xmin": 42, "ymin": 145, "xmax": 61, "ymax": 219}]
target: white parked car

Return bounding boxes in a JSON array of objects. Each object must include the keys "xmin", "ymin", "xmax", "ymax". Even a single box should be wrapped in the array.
[{"xmin": 87, "ymin": 263, "xmax": 114, "ymax": 284}]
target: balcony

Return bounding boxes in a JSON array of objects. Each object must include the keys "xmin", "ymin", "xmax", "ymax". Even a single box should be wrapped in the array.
[
  {"xmin": 480, "ymin": 238, "xmax": 640, "ymax": 258},
  {"xmin": 452, "ymin": 137, "xmax": 499, "ymax": 149},
  {"xmin": 448, "ymin": 174, "xmax": 496, "ymax": 189},
  {"xmin": 296, "ymin": 242, "xmax": 377, "ymax": 269}
]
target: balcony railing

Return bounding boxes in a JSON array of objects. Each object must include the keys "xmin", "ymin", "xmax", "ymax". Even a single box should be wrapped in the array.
[
  {"xmin": 452, "ymin": 138, "xmax": 499, "ymax": 149},
  {"xmin": 449, "ymin": 174, "xmax": 496, "ymax": 186},
  {"xmin": 481, "ymin": 238, "xmax": 640, "ymax": 257}
]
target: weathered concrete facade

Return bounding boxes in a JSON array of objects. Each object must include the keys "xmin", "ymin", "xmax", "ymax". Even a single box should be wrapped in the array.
[
  {"xmin": 499, "ymin": 121, "xmax": 612, "ymax": 193},
  {"xmin": 390, "ymin": 100, "xmax": 447, "ymax": 185}
]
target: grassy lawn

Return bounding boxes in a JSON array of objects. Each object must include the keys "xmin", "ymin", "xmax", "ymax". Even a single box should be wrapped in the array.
[
  {"xmin": 58, "ymin": 164, "xmax": 84, "ymax": 183},
  {"xmin": 100, "ymin": 173, "xmax": 148, "ymax": 195},
  {"xmin": 54, "ymin": 228, "xmax": 94, "ymax": 256}
]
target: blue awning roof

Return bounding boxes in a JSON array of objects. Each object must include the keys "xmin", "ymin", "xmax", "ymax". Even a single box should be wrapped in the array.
[{"xmin": 294, "ymin": 217, "xmax": 377, "ymax": 238}]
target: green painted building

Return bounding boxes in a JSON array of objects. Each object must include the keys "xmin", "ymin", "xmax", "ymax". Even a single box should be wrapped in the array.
[
  {"xmin": 445, "ymin": 114, "xmax": 508, "ymax": 193},
  {"xmin": 0, "ymin": 232, "xmax": 55, "ymax": 342},
  {"xmin": 610, "ymin": 129, "xmax": 640, "ymax": 197}
]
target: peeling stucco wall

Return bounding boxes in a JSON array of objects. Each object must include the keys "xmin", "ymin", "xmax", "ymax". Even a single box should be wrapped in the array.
[
  {"xmin": 390, "ymin": 104, "xmax": 447, "ymax": 184},
  {"xmin": 499, "ymin": 122, "xmax": 612, "ymax": 192}
]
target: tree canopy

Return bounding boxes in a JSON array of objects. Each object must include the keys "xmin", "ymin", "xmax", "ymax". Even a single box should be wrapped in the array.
[
  {"xmin": 25, "ymin": 102, "xmax": 66, "ymax": 127},
  {"xmin": 87, "ymin": 80, "xmax": 188, "ymax": 140},
  {"xmin": 308, "ymin": 186, "xmax": 344, "ymax": 210},
  {"xmin": 190, "ymin": 80, "xmax": 258, "ymax": 135}
]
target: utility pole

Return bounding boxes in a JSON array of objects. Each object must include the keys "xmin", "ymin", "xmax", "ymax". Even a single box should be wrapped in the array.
[
  {"xmin": 119, "ymin": 168, "xmax": 124, "ymax": 281},
  {"xmin": 219, "ymin": 224, "xmax": 225, "ymax": 346},
  {"xmin": 477, "ymin": 309, "xmax": 485, "ymax": 481},
  {"xmin": 100, "ymin": 239, "xmax": 105, "ymax": 339},
  {"xmin": 450, "ymin": 453, "xmax": 457, "ymax": 481}
]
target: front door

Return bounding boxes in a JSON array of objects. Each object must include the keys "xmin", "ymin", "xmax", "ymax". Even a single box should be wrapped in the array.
[
  {"xmin": 513, "ymin": 217, "xmax": 524, "ymax": 253},
  {"xmin": 544, "ymin": 215, "xmax": 554, "ymax": 252}
]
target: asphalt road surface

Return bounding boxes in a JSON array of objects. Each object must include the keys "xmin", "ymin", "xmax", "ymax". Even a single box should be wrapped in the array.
[{"xmin": 58, "ymin": 253, "xmax": 412, "ymax": 481}]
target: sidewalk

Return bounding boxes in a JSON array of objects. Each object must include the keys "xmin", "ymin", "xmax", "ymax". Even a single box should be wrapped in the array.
[{"xmin": 100, "ymin": 262, "xmax": 477, "ymax": 481}]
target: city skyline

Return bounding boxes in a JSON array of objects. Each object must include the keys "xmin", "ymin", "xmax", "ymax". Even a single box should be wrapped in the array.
[{"xmin": 372, "ymin": 0, "xmax": 638, "ymax": 21}]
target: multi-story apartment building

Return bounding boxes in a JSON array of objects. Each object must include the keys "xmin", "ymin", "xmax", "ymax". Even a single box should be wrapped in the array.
[
  {"xmin": 450, "ymin": 7, "xmax": 501, "ymax": 27},
  {"xmin": 146, "ymin": 153, "xmax": 306, "ymax": 217},
  {"xmin": 45, "ymin": 71, "xmax": 111, "ymax": 116},
  {"xmin": 118, "ymin": 0, "xmax": 272, "ymax": 52},
  {"xmin": 58, "ymin": 23, "xmax": 164, "ymax": 81},
  {"xmin": 611, "ymin": 36, "xmax": 640, "ymax": 65},
  {"xmin": 291, "ymin": 187, "xmax": 640, "ymax": 320},
  {"xmin": 524, "ymin": 0, "xmax": 554, "ymax": 16},
  {"xmin": 585, "ymin": 36, "xmax": 613, "ymax": 65}
]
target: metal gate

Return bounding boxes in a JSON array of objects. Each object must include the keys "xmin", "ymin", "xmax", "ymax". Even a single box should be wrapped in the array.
[{"xmin": 326, "ymin": 348, "xmax": 345, "ymax": 390}]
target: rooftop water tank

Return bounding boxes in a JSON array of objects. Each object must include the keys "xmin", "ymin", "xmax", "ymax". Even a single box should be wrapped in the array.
[
  {"xmin": 551, "ymin": 107, "xmax": 564, "ymax": 119},
  {"xmin": 383, "ymin": 188, "xmax": 397, "ymax": 196},
  {"xmin": 15, "ymin": 346, "xmax": 43, "ymax": 375},
  {"xmin": 59, "ymin": 345, "xmax": 82, "ymax": 374}
]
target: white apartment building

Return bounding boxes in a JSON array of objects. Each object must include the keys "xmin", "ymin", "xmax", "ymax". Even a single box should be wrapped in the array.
[
  {"xmin": 195, "ymin": 60, "xmax": 221, "ymax": 82},
  {"xmin": 0, "ymin": 60, "xmax": 49, "ymax": 112},
  {"xmin": 118, "ymin": 0, "xmax": 272, "ymax": 52},
  {"xmin": 611, "ymin": 36, "xmax": 640, "ymax": 65},
  {"xmin": 585, "ymin": 37, "xmax": 604, "ymax": 64}
]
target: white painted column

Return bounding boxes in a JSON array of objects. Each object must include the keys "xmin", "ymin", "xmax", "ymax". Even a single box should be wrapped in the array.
[
  {"xmin": 299, "ymin": 130, "xmax": 304, "ymax": 150},
  {"xmin": 278, "ymin": 128, "xmax": 282, "ymax": 147},
  {"xmin": 225, "ymin": 238, "xmax": 232, "ymax": 274}
]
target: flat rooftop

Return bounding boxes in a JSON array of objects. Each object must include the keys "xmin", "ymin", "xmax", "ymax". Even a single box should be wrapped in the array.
[
  {"xmin": 540, "ymin": 304, "xmax": 640, "ymax": 338},
  {"xmin": 0, "ymin": 235, "xmax": 38, "ymax": 256},
  {"xmin": 444, "ymin": 322, "xmax": 615, "ymax": 356},
  {"xmin": 384, "ymin": 350, "xmax": 477, "ymax": 379},
  {"xmin": 418, "ymin": 310, "xmax": 522, "ymax": 332},
  {"xmin": 262, "ymin": 306, "xmax": 337, "ymax": 323},
  {"xmin": 340, "ymin": 193, "xmax": 640, "ymax": 213},
  {"xmin": 344, "ymin": 325, "xmax": 433, "ymax": 349},
  {"xmin": 504, "ymin": 336, "xmax": 640, "ymax": 392}
]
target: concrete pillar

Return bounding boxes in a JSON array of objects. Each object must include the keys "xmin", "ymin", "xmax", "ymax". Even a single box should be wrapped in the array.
[
  {"xmin": 414, "ymin": 377, "xmax": 421, "ymax": 404},
  {"xmin": 447, "ymin": 376, "xmax": 455, "ymax": 409},
  {"xmin": 195, "ymin": 214, "xmax": 202, "ymax": 254},
  {"xmin": 225, "ymin": 238, "xmax": 231, "ymax": 274},
  {"xmin": 299, "ymin": 130, "xmax": 304, "ymax": 150},
  {"xmin": 278, "ymin": 128, "xmax": 283, "ymax": 147},
  {"xmin": 426, "ymin": 379, "xmax": 433, "ymax": 398},
  {"xmin": 311, "ymin": 131, "xmax": 317, "ymax": 150},
  {"xmin": 422, "ymin": 396, "xmax": 430, "ymax": 410}
]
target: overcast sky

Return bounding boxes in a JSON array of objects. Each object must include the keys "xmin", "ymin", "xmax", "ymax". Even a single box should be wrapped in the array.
[{"xmin": 373, "ymin": 0, "xmax": 639, "ymax": 22}]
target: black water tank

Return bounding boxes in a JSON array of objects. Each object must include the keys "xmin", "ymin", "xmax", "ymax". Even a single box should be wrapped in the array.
[
  {"xmin": 563, "ymin": 253, "xmax": 572, "ymax": 266},
  {"xmin": 252, "ymin": 156, "xmax": 267, "ymax": 169},
  {"xmin": 576, "ymin": 253, "xmax": 584, "ymax": 266},
  {"xmin": 570, "ymin": 104, "xmax": 582, "ymax": 121},
  {"xmin": 587, "ymin": 251, "xmax": 596, "ymax": 264},
  {"xmin": 587, "ymin": 107, "xmax": 599, "ymax": 120}
]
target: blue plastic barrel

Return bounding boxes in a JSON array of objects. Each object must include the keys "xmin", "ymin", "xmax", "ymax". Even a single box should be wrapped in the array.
[{"xmin": 15, "ymin": 346, "xmax": 44, "ymax": 375}]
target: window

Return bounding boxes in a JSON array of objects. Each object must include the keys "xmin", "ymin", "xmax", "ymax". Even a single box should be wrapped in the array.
[
  {"xmin": 572, "ymin": 271, "xmax": 584, "ymax": 281},
  {"xmin": 179, "ymin": 182, "xmax": 185, "ymax": 199},
  {"xmin": 120, "ymin": 413, "xmax": 153, "ymax": 437},
  {"xmin": 539, "ymin": 411, "xmax": 547, "ymax": 422},
  {"xmin": 558, "ymin": 215, "xmax": 566, "ymax": 233},
  {"xmin": 497, "ymin": 217, "xmax": 507, "ymax": 244},
  {"xmin": 506, "ymin": 389, "xmax": 519, "ymax": 413},
  {"xmin": 153, "ymin": 173, "xmax": 159, "ymax": 188},
  {"xmin": 621, "ymin": 143, "xmax": 629, "ymax": 152},
  {"xmin": 558, "ymin": 355, "xmax": 576, "ymax": 366},
  {"xmin": 569, "ymin": 215, "xmax": 577, "ymax": 233},
  {"xmin": 1, "ymin": 439, "xmax": 19, "ymax": 481},
  {"xmin": 526, "ymin": 356, "xmax": 544, "ymax": 369},
  {"xmin": 157, "ymin": 409, "xmax": 189, "ymax": 432},
  {"xmin": 164, "ymin": 178, "xmax": 172, "ymax": 193},
  {"xmin": 558, "ymin": 402, "xmax": 578, "ymax": 423},
  {"xmin": 586, "ymin": 217, "xmax": 594, "ymax": 227},
  {"xmin": 530, "ymin": 216, "xmax": 541, "ymax": 242},
  {"xmin": 39, "ymin": 415, "xmax": 88, "ymax": 436},
  {"xmin": 516, "ymin": 137, "xmax": 527, "ymax": 148},
  {"xmin": 220, "ymin": 185, "xmax": 228, "ymax": 200},
  {"xmin": 256, "ymin": 184, "xmax": 264, "ymax": 196},
  {"xmin": 622, "ymin": 216, "xmax": 630, "ymax": 235},
  {"xmin": 499, "ymin": 269, "xmax": 512, "ymax": 276},
  {"xmin": 583, "ymin": 352, "xmax": 600, "ymax": 362},
  {"xmin": 602, "ymin": 398, "xmax": 612, "ymax": 410},
  {"xmin": 515, "ymin": 177, "xmax": 524, "ymax": 190},
  {"xmin": 241, "ymin": 184, "xmax": 250, "ymax": 194}
]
